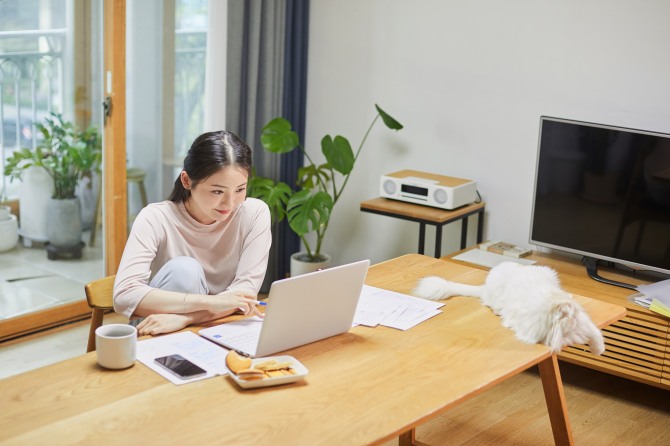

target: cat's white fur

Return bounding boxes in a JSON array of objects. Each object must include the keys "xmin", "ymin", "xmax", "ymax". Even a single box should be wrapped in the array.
[{"xmin": 414, "ymin": 262, "xmax": 605, "ymax": 355}]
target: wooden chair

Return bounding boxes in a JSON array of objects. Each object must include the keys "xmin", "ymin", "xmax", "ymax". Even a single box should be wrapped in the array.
[{"xmin": 85, "ymin": 275, "xmax": 116, "ymax": 353}]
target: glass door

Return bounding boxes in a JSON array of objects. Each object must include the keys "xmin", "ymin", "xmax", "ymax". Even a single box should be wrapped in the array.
[{"xmin": 0, "ymin": 0, "xmax": 104, "ymax": 341}]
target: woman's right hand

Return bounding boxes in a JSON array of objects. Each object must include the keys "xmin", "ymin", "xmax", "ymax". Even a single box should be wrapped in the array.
[{"xmin": 208, "ymin": 292, "xmax": 264, "ymax": 318}]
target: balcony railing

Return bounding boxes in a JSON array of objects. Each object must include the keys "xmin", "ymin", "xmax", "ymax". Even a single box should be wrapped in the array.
[{"xmin": 0, "ymin": 28, "xmax": 65, "ymax": 200}]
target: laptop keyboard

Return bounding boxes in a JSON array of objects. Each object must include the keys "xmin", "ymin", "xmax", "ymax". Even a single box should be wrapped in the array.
[{"xmin": 214, "ymin": 330, "xmax": 260, "ymax": 354}]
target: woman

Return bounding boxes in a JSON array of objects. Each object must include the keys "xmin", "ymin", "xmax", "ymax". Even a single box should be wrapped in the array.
[{"xmin": 113, "ymin": 130, "xmax": 271, "ymax": 336}]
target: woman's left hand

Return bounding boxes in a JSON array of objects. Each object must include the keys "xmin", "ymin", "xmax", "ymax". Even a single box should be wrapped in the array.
[{"xmin": 136, "ymin": 313, "xmax": 191, "ymax": 336}]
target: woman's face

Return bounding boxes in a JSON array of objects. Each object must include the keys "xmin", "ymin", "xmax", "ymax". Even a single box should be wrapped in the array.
[{"xmin": 181, "ymin": 165, "xmax": 248, "ymax": 224}]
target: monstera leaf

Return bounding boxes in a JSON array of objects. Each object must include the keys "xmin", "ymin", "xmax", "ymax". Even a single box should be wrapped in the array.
[
  {"xmin": 286, "ymin": 190, "xmax": 333, "ymax": 237},
  {"xmin": 247, "ymin": 175, "xmax": 292, "ymax": 223},
  {"xmin": 260, "ymin": 118, "xmax": 300, "ymax": 154}
]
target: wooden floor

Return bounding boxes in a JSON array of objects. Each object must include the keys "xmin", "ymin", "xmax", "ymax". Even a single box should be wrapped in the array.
[{"xmin": 382, "ymin": 361, "xmax": 669, "ymax": 446}]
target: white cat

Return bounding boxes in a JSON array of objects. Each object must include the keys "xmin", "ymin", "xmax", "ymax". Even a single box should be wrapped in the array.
[{"xmin": 413, "ymin": 261, "xmax": 605, "ymax": 355}]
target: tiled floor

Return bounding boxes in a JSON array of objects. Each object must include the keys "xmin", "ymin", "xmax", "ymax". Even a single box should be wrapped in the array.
[
  {"xmin": 0, "ymin": 231, "xmax": 106, "ymax": 379},
  {"xmin": 0, "ymin": 231, "xmax": 104, "ymax": 320}
]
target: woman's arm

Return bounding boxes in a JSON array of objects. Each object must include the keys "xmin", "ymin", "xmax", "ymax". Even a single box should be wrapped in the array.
[
  {"xmin": 134, "ymin": 288, "xmax": 259, "ymax": 318},
  {"xmin": 134, "ymin": 289, "xmax": 263, "ymax": 336}
]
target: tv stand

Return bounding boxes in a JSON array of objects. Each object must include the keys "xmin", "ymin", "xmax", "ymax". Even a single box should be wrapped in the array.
[{"xmin": 582, "ymin": 257, "xmax": 637, "ymax": 291}]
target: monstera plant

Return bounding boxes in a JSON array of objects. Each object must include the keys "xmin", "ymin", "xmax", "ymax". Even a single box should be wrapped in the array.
[{"xmin": 249, "ymin": 104, "xmax": 403, "ymax": 268}]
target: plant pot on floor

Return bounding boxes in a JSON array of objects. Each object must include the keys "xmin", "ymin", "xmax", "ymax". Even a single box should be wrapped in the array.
[
  {"xmin": 18, "ymin": 165, "xmax": 54, "ymax": 246},
  {"xmin": 290, "ymin": 252, "xmax": 332, "ymax": 276},
  {"xmin": 0, "ymin": 205, "xmax": 19, "ymax": 252},
  {"xmin": 45, "ymin": 197, "xmax": 84, "ymax": 259}
]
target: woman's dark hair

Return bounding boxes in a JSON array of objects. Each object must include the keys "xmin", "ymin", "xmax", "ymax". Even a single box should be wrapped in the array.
[{"xmin": 168, "ymin": 130, "xmax": 252, "ymax": 203}]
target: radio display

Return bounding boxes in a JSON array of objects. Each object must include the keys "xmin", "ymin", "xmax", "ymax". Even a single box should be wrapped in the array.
[{"xmin": 401, "ymin": 184, "xmax": 428, "ymax": 196}]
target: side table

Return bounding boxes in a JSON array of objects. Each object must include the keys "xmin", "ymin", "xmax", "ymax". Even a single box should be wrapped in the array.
[{"xmin": 360, "ymin": 197, "xmax": 485, "ymax": 257}]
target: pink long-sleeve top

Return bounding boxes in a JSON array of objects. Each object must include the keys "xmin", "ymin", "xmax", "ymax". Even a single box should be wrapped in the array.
[{"xmin": 113, "ymin": 198, "xmax": 272, "ymax": 318}]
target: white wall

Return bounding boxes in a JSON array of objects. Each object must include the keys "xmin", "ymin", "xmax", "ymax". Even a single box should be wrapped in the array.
[{"xmin": 305, "ymin": 0, "xmax": 670, "ymax": 266}]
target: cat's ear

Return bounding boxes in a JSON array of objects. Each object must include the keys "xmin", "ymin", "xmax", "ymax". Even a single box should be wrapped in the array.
[
  {"xmin": 547, "ymin": 301, "xmax": 578, "ymax": 352},
  {"xmin": 577, "ymin": 311, "xmax": 605, "ymax": 355}
]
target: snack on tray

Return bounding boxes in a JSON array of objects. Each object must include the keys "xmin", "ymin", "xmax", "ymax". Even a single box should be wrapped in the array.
[
  {"xmin": 225, "ymin": 351, "xmax": 296, "ymax": 381},
  {"xmin": 225, "ymin": 350, "xmax": 252, "ymax": 374}
]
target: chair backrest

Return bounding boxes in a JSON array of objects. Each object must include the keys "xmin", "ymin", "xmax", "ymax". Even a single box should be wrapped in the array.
[{"xmin": 85, "ymin": 275, "xmax": 116, "ymax": 353}]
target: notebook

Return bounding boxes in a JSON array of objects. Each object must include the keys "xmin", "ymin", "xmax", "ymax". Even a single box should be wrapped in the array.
[{"xmin": 199, "ymin": 259, "xmax": 370, "ymax": 357}]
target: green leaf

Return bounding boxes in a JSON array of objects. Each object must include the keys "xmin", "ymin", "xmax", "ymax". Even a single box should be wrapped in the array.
[
  {"xmin": 260, "ymin": 118, "xmax": 300, "ymax": 154},
  {"xmin": 3, "ymin": 111, "xmax": 102, "ymax": 199},
  {"xmin": 286, "ymin": 190, "xmax": 333, "ymax": 237},
  {"xmin": 322, "ymin": 135, "xmax": 354, "ymax": 175},
  {"xmin": 375, "ymin": 104, "xmax": 403, "ymax": 130},
  {"xmin": 296, "ymin": 163, "xmax": 331, "ymax": 190},
  {"xmin": 247, "ymin": 176, "xmax": 292, "ymax": 223}
]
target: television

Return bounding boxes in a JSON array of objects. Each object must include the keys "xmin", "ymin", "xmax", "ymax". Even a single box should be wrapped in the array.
[{"xmin": 530, "ymin": 116, "xmax": 670, "ymax": 289}]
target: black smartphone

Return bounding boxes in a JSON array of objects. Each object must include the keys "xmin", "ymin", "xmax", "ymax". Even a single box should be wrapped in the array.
[{"xmin": 154, "ymin": 354, "xmax": 207, "ymax": 380}]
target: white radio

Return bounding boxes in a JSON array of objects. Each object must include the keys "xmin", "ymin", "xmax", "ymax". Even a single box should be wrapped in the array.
[{"xmin": 379, "ymin": 169, "xmax": 477, "ymax": 210}]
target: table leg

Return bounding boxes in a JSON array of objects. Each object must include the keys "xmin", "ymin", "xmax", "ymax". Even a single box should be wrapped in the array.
[
  {"xmin": 538, "ymin": 354, "xmax": 574, "ymax": 446},
  {"xmin": 418, "ymin": 223, "xmax": 426, "ymax": 255},
  {"xmin": 399, "ymin": 429, "xmax": 415, "ymax": 446},
  {"xmin": 476, "ymin": 209, "xmax": 484, "ymax": 244},
  {"xmin": 435, "ymin": 225, "xmax": 443, "ymax": 258},
  {"xmin": 398, "ymin": 428, "xmax": 429, "ymax": 446},
  {"xmin": 460, "ymin": 216, "xmax": 468, "ymax": 249}
]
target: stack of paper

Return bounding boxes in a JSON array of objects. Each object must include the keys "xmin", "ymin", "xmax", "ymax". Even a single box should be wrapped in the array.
[
  {"xmin": 636, "ymin": 280, "xmax": 670, "ymax": 318},
  {"xmin": 353, "ymin": 285, "xmax": 445, "ymax": 330},
  {"xmin": 137, "ymin": 331, "xmax": 230, "ymax": 385},
  {"xmin": 630, "ymin": 293, "xmax": 652, "ymax": 309}
]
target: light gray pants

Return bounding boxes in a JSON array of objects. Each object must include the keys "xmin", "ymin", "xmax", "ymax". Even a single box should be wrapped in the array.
[{"xmin": 129, "ymin": 256, "xmax": 208, "ymax": 326}]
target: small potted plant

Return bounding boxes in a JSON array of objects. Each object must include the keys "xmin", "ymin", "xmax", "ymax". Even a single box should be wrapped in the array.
[
  {"xmin": 249, "ymin": 104, "xmax": 402, "ymax": 275},
  {"xmin": 3, "ymin": 112, "xmax": 101, "ymax": 257}
]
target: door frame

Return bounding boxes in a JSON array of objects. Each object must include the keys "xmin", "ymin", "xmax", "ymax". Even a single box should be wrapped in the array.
[{"xmin": 103, "ymin": 0, "xmax": 128, "ymax": 276}]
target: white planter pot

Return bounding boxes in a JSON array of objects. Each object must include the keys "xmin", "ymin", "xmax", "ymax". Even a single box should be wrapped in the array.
[
  {"xmin": 18, "ymin": 166, "xmax": 54, "ymax": 245},
  {"xmin": 0, "ymin": 210, "xmax": 19, "ymax": 252},
  {"xmin": 290, "ymin": 252, "xmax": 332, "ymax": 276},
  {"xmin": 77, "ymin": 173, "xmax": 99, "ymax": 230},
  {"xmin": 46, "ymin": 197, "xmax": 83, "ymax": 248}
]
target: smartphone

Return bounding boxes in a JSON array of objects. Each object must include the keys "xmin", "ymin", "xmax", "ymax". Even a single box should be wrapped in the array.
[{"xmin": 154, "ymin": 354, "xmax": 207, "ymax": 380}]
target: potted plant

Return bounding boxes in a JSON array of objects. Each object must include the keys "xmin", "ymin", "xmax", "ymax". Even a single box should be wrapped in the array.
[
  {"xmin": 249, "ymin": 104, "xmax": 402, "ymax": 275},
  {"xmin": 3, "ymin": 112, "xmax": 102, "ymax": 257}
]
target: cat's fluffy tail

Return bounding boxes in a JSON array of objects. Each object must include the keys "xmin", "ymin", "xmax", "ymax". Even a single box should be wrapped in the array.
[{"xmin": 413, "ymin": 276, "xmax": 484, "ymax": 301}]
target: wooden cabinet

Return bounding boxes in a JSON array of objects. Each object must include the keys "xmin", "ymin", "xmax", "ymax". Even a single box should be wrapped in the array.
[{"xmin": 447, "ymin": 250, "xmax": 670, "ymax": 390}]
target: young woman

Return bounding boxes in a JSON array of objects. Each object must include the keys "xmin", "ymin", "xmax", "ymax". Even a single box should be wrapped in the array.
[{"xmin": 113, "ymin": 131, "xmax": 271, "ymax": 336}]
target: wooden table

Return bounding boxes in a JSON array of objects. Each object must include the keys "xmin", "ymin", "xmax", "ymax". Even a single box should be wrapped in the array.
[
  {"xmin": 360, "ymin": 198, "xmax": 485, "ymax": 257},
  {"xmin": 0, "ymin": 254, "xmax": 625, "ymax": 445}
]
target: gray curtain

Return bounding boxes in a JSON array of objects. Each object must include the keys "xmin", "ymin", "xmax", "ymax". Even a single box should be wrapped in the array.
[
  {"xmin": 278, "ymin": 0, "xmax": 309, "ymax": 280},
  {"xmin": 226, "ymin": 0, "xmax": 308, "ymax": 289}
]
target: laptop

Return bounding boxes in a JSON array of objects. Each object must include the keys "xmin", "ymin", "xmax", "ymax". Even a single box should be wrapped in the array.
[{"xmin": 198, "ymin": 259, "xmax": 370, "ymax": 357}]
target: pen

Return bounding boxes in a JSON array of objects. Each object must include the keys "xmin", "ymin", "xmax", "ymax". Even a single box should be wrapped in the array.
[{"xmin": 257, "ymin": 301, "xmax": 267, "ymax": 306}]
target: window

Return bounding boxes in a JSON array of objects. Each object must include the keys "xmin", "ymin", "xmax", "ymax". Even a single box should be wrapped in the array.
[{"xmin": 0, "ymin": 0, "xmax": 69, "ymax": 200}]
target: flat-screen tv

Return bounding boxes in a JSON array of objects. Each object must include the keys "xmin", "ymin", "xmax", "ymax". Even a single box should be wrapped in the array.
[{"xmin": 530, "ymin": 116, "xmax": 670, "ymax": 288}]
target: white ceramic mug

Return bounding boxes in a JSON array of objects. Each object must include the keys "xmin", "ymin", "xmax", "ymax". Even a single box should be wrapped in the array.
[{"xmin": 95, "ymin": 324, "xmax": 137, "ymax": 369}]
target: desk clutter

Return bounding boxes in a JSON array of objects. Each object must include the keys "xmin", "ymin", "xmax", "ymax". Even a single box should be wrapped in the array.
[
  {"xmin": 479, "ymin": 240, "xmax": 532, "ymax": 258},
  {"xmin": 452, "ymin": 247, "xmax": 536, "ymax": 269},
  {"xmin": 135, "ymin": 285, "xmax": 443, "ymax": 387},
  {"xmin": 630, "ymin": 279, "xmax": 670, "ymax": 318}
]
